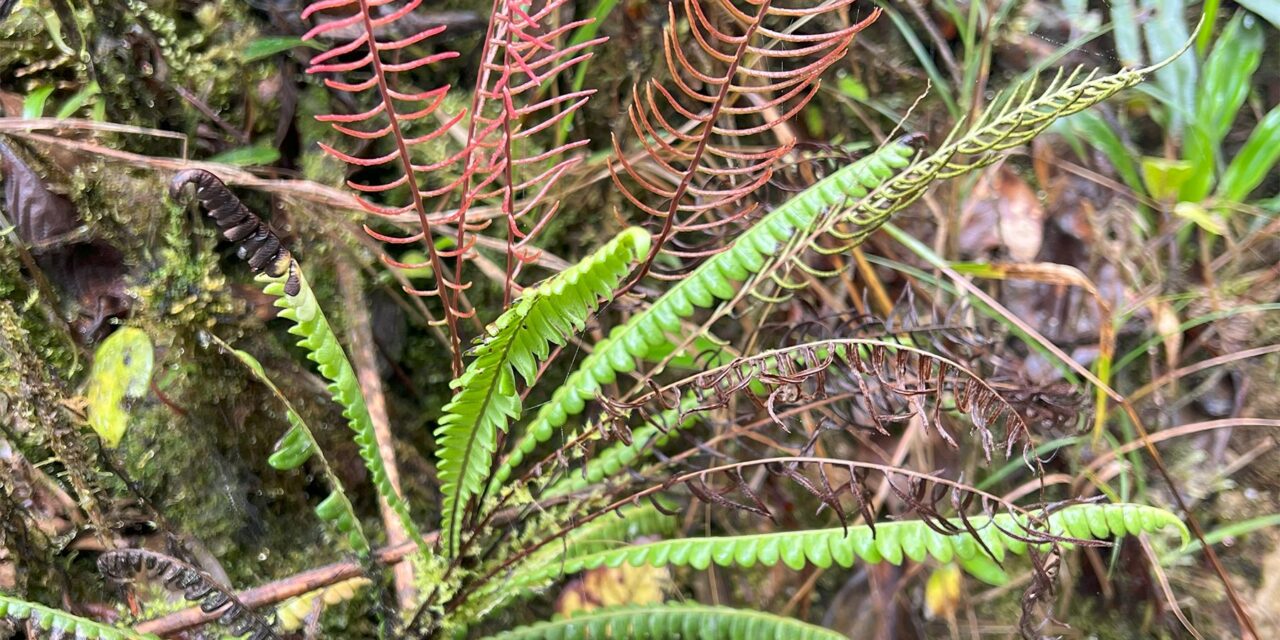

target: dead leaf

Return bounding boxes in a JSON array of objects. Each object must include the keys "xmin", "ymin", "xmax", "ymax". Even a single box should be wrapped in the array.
[
  {"xmin": 0, "ymin": 140, "xmax": 80, "ymax": 247},
  {"xmin": 959, "ymin": 165, "xmax": 1045, "ymax": 262},
  {"xmin": 0, "ymin": 140, "xmax": 129, "ymax": 341},
  {"xmin": 555, "ymin": 562, "xmax": 671, "ymax": 617}
]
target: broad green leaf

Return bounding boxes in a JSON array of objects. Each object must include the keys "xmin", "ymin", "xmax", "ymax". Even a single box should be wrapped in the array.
[
  {"xmin": 242, "ymin": 36, "xmax": 322, "ymax": 62},
  {"xmin": 208, "ymin": 142, "xmax": 281, "ymax": 167},
  {"xmin": 55, "ymin": 82, "xmax": 100, "ymax": 119},
  {"xmin": 1173, "ymin": 201, "xmax": 1223, "ymax": 235},
  {"xmin": 86, "ymin": 327, "xmax": 154, "ymax": 447},
  {"xmin": 1236, "ymin": 0, "xmax": 1280, "ymax": 32},
  {"xmin": 1063, "ymin": 111, "xmax": 1145, "ymax": 195},
  {"xmin": 1140, "ymin": 156, "xmax": 1194, "ymax": 201},
  {"xmin": 22, "ymin": 86, "xmax": 54, "ymax": 119},
  {"xmin": 1217, "ymin": 105, "xmax": 1280, "ymax": 204},
  {"xmin": 1141, "ymin": 0, "xmax": 1197, "ymax": 135},
  {"xmin": 1182, "ymin": 12, "xmax": 1264, "ymax": 201}
]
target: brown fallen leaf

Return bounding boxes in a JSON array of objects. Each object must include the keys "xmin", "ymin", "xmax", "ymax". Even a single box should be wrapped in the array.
[
  {"xmin": 958, "ymin": 164, "xmax": 1046, "ymax": 262},
  {"xmin": 1, "ymin": 139, "xmax": 129, "ymax": 340}
]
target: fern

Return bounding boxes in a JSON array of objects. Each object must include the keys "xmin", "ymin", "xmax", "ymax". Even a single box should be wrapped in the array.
[
  {"xmin": 216, "ymin": 341, "xmax": 371, "ymax": 557},
  {"xmin": 504, "ymin": 503, "xmax": 1186, "ymax": 590},
  {"xmin": 614, "ymin": 0, "xmax": 879, "ymax": 282},
  {"xmin": 263, "ymin": 263, "xmax": 427, "ymax": 548},
  {"xmin": 525, "ymin": 502, "xmax": 677, "ymax": 566},
  {"xmin": 490, "ymin": 141, "xmax": 920, "ymax": 491},
  {"xmin": 480, "ymin": 603, "xmax": 848, "ymax": 640},
  {"xmin": 438, "ymin": 227, "xmax": 652, "ymax": 556},
  {"xmin": 0, "ymin": 593, "xmax": 157, "ymax": 640},
  {"xmin": 475, "ymin": 502, "xmax": 678, "ymax": 616},
  {"xmin": 494, "ymin": 61, "xmax": 1178, "ymax": 493},
  {"xmin": 171, "ymin": 170, "xmax": 426, "ymax": 551},
  {"xmin": 302, "ymin": 0, "xmax": 471, "ymax": 372},
  {"xmin": 545, "ymin": 400, "xmax": 699, "ymax": 498}
]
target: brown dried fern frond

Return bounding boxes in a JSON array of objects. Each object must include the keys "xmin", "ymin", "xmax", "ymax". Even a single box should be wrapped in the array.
[{"xmin": 612, "ymin": 0, "xmax": 879, "ymax": 285}]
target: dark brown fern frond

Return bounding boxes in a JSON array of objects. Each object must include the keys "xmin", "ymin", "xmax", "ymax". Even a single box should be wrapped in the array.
[
  {"xmin": 602, "ymin": 339, "xmax": 1035, "ymax": 462},
  {"xmin": 302, "ymin": 0, "xmax": 470, "ymax": 376},
  {"xmin": 462, "ymin": 0, "xmax": 606, "ymax": 306},
  {"xmin": 613, "ymin": 0, "xmax": 879, "ymax": 285},
  {"xmin": 99, "ymin": 549, "xmax": 278, "ymax": 640}
]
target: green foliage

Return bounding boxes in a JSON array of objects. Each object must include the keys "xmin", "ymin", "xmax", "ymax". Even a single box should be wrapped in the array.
[
  {"xmin": 437, "ymin": 227, "xmax": 652, "ymax": 556},
  {"xmin": 545, "ymin": 402, "xmax": 697, "ymax": 498},
  {"xmin": 258, "ymin": 264, "xmax": 427, "ymax": 549},
  {"xmin": 220, "ymin": 343, "xmax": 371, "ymax": 556},
  {"xmin": 480, "ymin": 603, "xmax": 850, "ymax": 640},
  {"xmin": 0, "ymin": 593, "xmax": 158, "ymax": 640},
  {"xmin": 1063, "ymin": 11, "xmax": 1280, "ymax": 208},
  {"xmin": 504, "ymin": 503, "xmax": 1186, "ymax": 590},
  {"xmin": 474, "ymin": 502, "xmax": 678, "ymax": 615},
  {"xmin": 491, "ymin": 141, "xmax": 921, "ymax": 492}
]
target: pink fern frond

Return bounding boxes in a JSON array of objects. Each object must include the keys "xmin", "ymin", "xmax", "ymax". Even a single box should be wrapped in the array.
[
  {"xmin": 303, "ymin": 0, "xmax": 473, "ymax": 375},
  {"xmin": 451, "ymin": 0, "xmax": 608, "ymax": 307}
]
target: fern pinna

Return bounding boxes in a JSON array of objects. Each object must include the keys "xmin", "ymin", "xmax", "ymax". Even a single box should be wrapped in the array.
[{"xmin": 612, "ymin": 0, "xmax": 879, "ymax": 284}]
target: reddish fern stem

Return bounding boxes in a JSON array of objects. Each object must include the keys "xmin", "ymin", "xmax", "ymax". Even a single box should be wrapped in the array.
[{"xmin": 358, "ymin": 0, "xmax": 463, "ymax": 377}]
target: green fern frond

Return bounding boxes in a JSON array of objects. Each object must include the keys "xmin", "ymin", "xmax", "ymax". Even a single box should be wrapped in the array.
[
  {"xmin": 480, "ymin": 603, "xmax": 848, "ymax": 640},
  {"xmin": 520, "ymin": 502, "xmax": 679, "ymax": 573},
  {"xmin": 437, "ymin": 227, "xmax": 652, "ymax": 556},
  {"xmin": 0, "ymin": 593, "xmax": 158, "ymax": 640},
  {"xmin": 259, "ymin": 266, "xmax": 427, "ymax": 549},
  {"xmin": 504, "ymin": 503, "xmax": 1186, "ymax": 589},
  {"xmin": 819, "ymin": 64, "xmax": 1169, "ymax": 254},
  {"xmin": 216, "ymin": 341, "xmax": 371, "ymax": 556},
  {"xmin": 490, "ymin": 142, "xmax": 922, "ymax": 492},
  {"xmin": 493, "ymin": 62, "xmax": 1179, "ymax": 494}
]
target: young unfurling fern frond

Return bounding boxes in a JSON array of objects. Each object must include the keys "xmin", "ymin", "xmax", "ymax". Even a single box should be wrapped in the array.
[
  {"xmin": 0, "ymin": 593, "xmax": 157, "ymax": 640},
  {"xmin": 503, "ymin": 503, "xmax": 1187, "ymax": 591},
  {"xmin": 438, "ymin": 227, "xmax": 652, "ymax": 557},
  {"xmin": 462, "ymin": 0, "xmax": 606, "ymax": 305},
  {"xmin": 481, "ymin": 603, "xmax": 849, "ymax": 640},
  {"xmin": 615, "ymin": 0, "xmax": 880, "ymax": 284},
  {"xmin": 170, "ymin": 170, "xmax": 427, "ymax": 551}
]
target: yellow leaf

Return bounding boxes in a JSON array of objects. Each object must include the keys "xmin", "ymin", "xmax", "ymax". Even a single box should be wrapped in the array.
[
  {"xmin": 556, "ymin": 564, "xmax": 671, "ymax": 617},
  {"xmin": 924, "ymin": 563, "xmax": 962, "ymax": 620},
  {"xmin": 86, "ymin": 327, "xmax": 154, "ymax": 448}
]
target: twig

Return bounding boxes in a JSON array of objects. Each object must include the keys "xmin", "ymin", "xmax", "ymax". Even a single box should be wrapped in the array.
[
  {"xmin": 133, "ymin": 536, "xmax": 432, "ymax": 636},
  {"xmin": 335, "ymin": 260, "xmax": 416, "ymax": 612}
]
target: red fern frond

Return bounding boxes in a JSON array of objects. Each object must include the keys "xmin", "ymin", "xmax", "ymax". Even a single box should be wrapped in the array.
[
  {"xmin": 613, "ymin": 0, "xmax": 879, "ymax": 285},
  {"xmin": 305, "ymin": 0, "xmax": 605, "ymax": 335},
  {"xmin": 459, "ymin": 0, "xmax": 606, "ymax": 306},
  {"xmin": 302, "ymin": 0, "xmax": 471, "ymax": 376}
]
